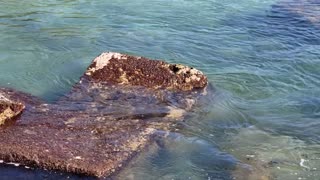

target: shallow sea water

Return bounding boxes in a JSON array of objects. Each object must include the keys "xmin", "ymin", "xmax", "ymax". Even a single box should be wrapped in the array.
[{"xmin": 0, "ymin": 0, "xmax": 320, "ymax": 179}]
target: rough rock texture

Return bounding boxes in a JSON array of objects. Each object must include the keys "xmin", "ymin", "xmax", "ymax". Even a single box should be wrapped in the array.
[
  {"xmin": 85, "ymin": 52, "xmax": 207, "ymax": 91},
  {"xmin": 0, "ymin": 93, "xmax": 25, "ymax": 125},
  {"xmin": 0, "ymin": 53, "xmax": 208, "ymax": 177}
]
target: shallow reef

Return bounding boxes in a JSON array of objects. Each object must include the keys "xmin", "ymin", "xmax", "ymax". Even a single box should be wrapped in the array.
[
  {"xmin": 274, "ymin": 0, "xmax": 320, "ymax": 26},
  {"xmin": 0, "ymin": 52, "xmax": 208, "ymax": 177}
]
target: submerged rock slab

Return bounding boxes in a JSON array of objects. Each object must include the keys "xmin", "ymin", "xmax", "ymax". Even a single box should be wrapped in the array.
[
  {"xmin": 275, "ymin": 0, "xmax": 320, "ymax": 26},
  {"xmin": 0, "ymin": 52, "xmax": 208, "ymax": 177}
]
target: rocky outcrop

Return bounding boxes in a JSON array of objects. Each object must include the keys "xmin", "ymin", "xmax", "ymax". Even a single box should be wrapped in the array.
[
  {"xmin": 85, "ymin": 52, "xmax": 207, "ymax": 91},
  {"xmin": 0, "ymin": 94, "xmax": 24, "ymax": 125},
  {"xmin": 0, "ymin": 52, "xmax": 208, "ymax": 177}
]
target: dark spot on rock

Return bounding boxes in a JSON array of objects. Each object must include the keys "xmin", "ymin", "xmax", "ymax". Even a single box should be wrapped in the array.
[
  {"xmin": 267, "ymin": 160, "xmax": 280, "ymax": 167},
  {"xmin": 169, "ymin": 64, "xmax": 180, "ymax": 74}
]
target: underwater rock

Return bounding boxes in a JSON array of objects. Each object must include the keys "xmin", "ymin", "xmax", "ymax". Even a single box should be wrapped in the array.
[
  {"xmin": 0, "ymin": 52, "xmax": 208, "ymax": 177},
  {"xmin": 275, "ymin": 0, "xmax": 320, "ymax": 26}
]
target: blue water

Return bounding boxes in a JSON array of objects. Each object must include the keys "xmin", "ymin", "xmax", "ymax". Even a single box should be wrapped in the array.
[{"xmin": 0, "ymin": 0, "xmax": 320, "ymax": 179}]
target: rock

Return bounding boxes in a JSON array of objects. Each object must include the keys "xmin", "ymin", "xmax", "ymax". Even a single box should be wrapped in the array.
[
  {"xmin": 274, "ymin": 0, "xmax": 320, "ymax": 26},
  {"xmin": 85, "ymin": 52, "xmax": 207, "ymax": 91},
  {"xmin": 0, "ymin": 93, "xmax": 24, "ymax": 125},
  {"xmin": 0, "ymin": 53, "xmax": 209, "ymax": 177}
]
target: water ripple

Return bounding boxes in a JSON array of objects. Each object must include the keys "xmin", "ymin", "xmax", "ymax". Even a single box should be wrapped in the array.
[{"xmin": 0, "ymin": 0, "xmax": 320, "ymax": 179}]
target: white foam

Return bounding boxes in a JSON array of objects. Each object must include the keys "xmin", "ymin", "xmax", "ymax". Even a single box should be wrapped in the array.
[{"xmin": 299, "ymin": 159, "xmax": 310, "ymax": 169}]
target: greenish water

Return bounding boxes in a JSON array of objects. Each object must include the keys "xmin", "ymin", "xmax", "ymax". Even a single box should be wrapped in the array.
[{"xmin": 0, "ymin": 0, "xmax": 320, "ymax": 179}]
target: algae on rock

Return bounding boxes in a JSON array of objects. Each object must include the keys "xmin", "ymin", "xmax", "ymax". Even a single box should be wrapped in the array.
[{"xmin": 0, "ymin": 52, "xmax": 209, "ymax": 177}]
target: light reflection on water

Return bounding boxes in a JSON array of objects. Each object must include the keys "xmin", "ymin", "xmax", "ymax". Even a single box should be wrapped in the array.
[{"xmin": 0, "ymin": 0, "xmax": 320, "ymax": 179}]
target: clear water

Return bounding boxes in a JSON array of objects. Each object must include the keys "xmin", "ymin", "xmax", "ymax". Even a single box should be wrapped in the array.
[{"xmin": 0, "ymin": 0, "xmax": 320, "ymax": 179}]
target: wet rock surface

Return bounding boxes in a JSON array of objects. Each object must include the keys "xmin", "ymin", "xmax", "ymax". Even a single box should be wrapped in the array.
[
  {"xmin": 0, "ymin": 53, "xmax": 208, "ymax": 177},
  {"xmin": 0, "ymin": 93, "xmax": 25, "ymax": 125},
  {"xmin": 85, "ymin": 52, "xmax": 207, "ymax": 91}
]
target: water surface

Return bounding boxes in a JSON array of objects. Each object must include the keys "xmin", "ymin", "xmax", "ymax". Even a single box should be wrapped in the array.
[{"xmin": 0, "ymin": 0, "xmax": 320, "ymax": 179}]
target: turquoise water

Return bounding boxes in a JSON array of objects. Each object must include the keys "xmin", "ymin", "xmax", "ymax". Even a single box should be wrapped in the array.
[{"xmin": 1, "ymin": 0, "xmax": 320, "ymax": 179}]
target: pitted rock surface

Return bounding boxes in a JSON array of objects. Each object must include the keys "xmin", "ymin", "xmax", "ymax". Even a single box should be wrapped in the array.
[
  {"xmin": 0, "ymin": 53, "xmax": 208, "ymax": 177},
  {"xmin": 0, "ymin": 93, "xmax": 25, "ymax": 125},
  {"xmin": 85, "ymin": 52, "xmax": 207, "ymax": 91}
]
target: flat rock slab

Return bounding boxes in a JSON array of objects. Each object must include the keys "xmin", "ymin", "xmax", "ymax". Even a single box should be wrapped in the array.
[{"xmin": 0, "ymin": 52, "xmax": 208, "ymax": 177}]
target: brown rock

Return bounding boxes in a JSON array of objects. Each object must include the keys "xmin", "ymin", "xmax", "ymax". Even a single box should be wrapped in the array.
[
  {"xmin": 0, "ymin": 53, "xmax": 208, "ymax": 177},
  {"xmin": 85, "ymin": 52, "xmax": 207, "ymax": 91},
  {"xmin": 0, "ymin": 93, "xmax": 24, "ymax": 125}
]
